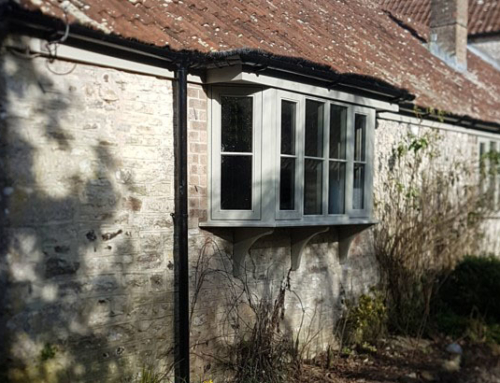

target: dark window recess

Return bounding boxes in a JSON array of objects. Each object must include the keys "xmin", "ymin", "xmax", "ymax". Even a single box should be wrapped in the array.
[
  {"xmin": 221, "ymin": 96, "xmax": 253, "ymax": 153},
  {"xmin": 354, "ymin": 114, "xmax": 366, "ymax": 162},
  {"xmin": 329, "ymin": 162, "xmax": 345, "ymax": 214},
  {"xmin": 353, "ymin": 163, "xmax": 365, "ymax": 210},
  {"xmin": 221, "ymin": 155, "xmax": 252, "ymax": 210},
  {"xmin": 330, "ymin": 105, "xmax": 347, "ymax": 160},
  {"xmin": 281, "ymin": 101, "xmax": 296, "ymax": 155},
  {"xmin": 304, "ymin": 159, "xmax": 323, "ymax": 215},
  {"xmin": 305, "ymin": 100, "xmax": 324, "ymax": 157},
  {"xmin": 353, "ymin": 114, "xmax": 367, "ymax": 210},
  {"xmin": 280, "ymin": 157, "xmax": 295, "ymax": 210}
]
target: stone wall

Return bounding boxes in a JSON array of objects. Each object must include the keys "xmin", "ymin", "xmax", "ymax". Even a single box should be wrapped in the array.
[
  {"xmin": 186, "ymin": 85, "xmax": 380, "ymax": 381},
  {"xmin": 1, "ymin": 38, "xmax": 499, "ymax": 383},
  {"xmin": 0, "ymin": 50, "xmax": 175, "ymax": 382},
  {"xmin": 375, "ymin": 117, "xmax": 500, "ymax": 256}
]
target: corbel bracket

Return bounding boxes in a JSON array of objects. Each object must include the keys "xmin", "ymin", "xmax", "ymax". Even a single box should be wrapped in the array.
[
  {"xmin": 233, "ymin": 228, "xmax": 274, "ymax": 277},
  {"xmin": 290, "ymin": 226, "xmax": 330, "ymax": 271}
]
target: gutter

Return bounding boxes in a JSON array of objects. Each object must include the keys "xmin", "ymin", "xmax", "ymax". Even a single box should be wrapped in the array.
[
  {"xmin": 2, "ymin": 2, "xmax": 412, "ymax": 103},
  {"xmin": 3, "ymin": 2, "xmax": 500, "ymax": 135},
  {"xmin": 398, "ymin": 103, "xmax": 500, "ymax": 134}
]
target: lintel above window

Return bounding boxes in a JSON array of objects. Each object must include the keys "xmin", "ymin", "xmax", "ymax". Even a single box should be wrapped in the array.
[{"xmin": 204, "ymin": 85, "xmax": 376, "ymax": 228}]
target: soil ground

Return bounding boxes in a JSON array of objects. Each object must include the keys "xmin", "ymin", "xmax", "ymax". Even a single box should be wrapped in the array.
[{"xmin": 299, "ymin": 337, "xmax": 500, "ymax": 383}]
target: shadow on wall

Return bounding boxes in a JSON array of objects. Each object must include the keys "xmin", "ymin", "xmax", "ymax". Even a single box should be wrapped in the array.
[
  {"xmin": 187, "ymin": 214, "xmax": 378, "ymax": 379},
  {"xmin": 0, "ymin": 35, "xmax": 175, "ymax": 382}
]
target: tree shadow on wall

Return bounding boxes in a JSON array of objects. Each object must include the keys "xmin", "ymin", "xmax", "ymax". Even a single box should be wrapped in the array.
[{"xmin": 0, "ymin": 35, "xmax": 174, "ymax": 382}]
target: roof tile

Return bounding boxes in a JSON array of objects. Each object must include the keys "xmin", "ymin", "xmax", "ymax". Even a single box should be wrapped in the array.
[
  {"xmin": 13, "ymin": 0, "xmax": 500, "ymax": 124},
  {"xmin": 381, "ymin": 0, "xmax": 500, "ymax": 37}
]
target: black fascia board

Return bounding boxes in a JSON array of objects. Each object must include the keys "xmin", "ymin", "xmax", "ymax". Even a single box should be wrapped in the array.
[
  {"xmin": 398, "ymin": 102, "xmax": 500, "ymax": 134},
  {"xmin": 197, "ymin": 49, "xmax": 416, "ymax": 102},
  {"xmin": 2, "ymin": 3, "xmax": 179, "ymax": 69},
  {"xmin": 3, "ymin": 2, "xmax": 500, "ymax": 132},
  {"xmin": 2, "ymin": 2, "xmax": 413, "ymax": 103}
]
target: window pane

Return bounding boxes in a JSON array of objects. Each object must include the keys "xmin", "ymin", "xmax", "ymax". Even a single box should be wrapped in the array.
[
  {"xmin": 354, "ymin": 114, "xmax": 366, "ymax": 162},
  {"xmin": 490, "ymin": 141, "xmax": 497, "ymax": 153},
  {"xmin": 281, "ymin": 101, "xmax": 296, "ymax": 155},
  {"xmin": 304, "ymin": 159, "xmax": 323, "ymax": 215},
  {"xmin": 280, "ymin": 157, "xmax": 295, "ymax": 210},
  {"xmin": 221, "ymin": 155, "xmax": 252, "ymax": 210},
  {"xmin": 305, "ymin": 100, "xmax": 324, "ymax": 157},
  {"xmin": 330, "ymin": 105, "xmax": 347, "ymax": 159},
  {"xmin": 353, "ymin": 164, "xmax": 365, "ymax": 210},
  {"xmin": 329, "ymin": 162, "xmax": 345, "ymax": 214},
  {"xmin": 221, "ymin": 96, "xmax": 253, "ymax": 153}
]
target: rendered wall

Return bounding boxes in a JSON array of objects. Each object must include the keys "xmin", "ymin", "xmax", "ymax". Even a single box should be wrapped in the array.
[
  {"xmin": 470, "ymin": 38, "xmax": 500, "ymax": 65},
  {"xmin": 0, "ymin": 47, "xmax": 175, "ymax": 382}
]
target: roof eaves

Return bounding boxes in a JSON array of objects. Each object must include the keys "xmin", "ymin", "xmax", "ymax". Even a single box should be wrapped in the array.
[
  {"xmin": 3, "ymin": 1, "xmax": 500, "ymax": 133},
  {"xmin": 199, "ymin": 49, "xmax": 415, "ymax": 102}
]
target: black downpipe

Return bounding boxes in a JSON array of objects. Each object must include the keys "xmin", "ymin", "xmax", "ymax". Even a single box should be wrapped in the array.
[{"xmin": 173, "ymin": 65, "xmax": 190, "ymax": 383}]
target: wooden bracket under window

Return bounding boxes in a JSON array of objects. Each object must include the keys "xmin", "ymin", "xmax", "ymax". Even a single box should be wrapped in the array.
[
  {"xmin": 336, "ymin": 224, "xmax": 373, "ymax": 263},
  {"xmin": 290, "ymin": 226, "xmax": 330, "ymax": 271},
  {"xmin": 233, "ymin": 228, "xmax": 274, "ymax": 277}
]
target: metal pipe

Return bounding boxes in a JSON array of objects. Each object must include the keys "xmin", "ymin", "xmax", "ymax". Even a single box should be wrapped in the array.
[{"xmin": 173, "ymin": 65, "xmax": 190, "ymax": 383}]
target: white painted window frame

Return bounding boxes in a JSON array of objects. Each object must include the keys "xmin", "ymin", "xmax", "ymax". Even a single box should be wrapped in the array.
[
  {"xmin": 349, "ymin": 106, "xmax": 375, "ymax": 219},
  {"xmin": 275, "ymin": 90, "xmax": 304, "ymax": 220},
  {"xmin": 210, "ymin": 86, "xmax": 263, "ymax": 220},
  {"xmin": 208, "ymin": 85, "xmax": 376, "ymax": 226}
]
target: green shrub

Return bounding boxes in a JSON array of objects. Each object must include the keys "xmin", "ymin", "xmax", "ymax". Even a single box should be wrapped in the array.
[
  {"xmin": 340, "ymin": 289, "xmax": 387, "ymax": 350},
  {"xmin": 438, "ymin": 255, "xmax": 500, "ymax": 323},
  {"xmin": 137, "ymin": 366, "xmax": 164, "ymax": 383},
  {"xmin": 433, "ymin": 309, "xmax": 468, "ymax": 338},
  {"xmin": 432, "ymin": 256, "xmax": 500, "ymax": 343},
  {"xmin": 39, "ymin": 343, "xmax": 57, "ymax": 362}
]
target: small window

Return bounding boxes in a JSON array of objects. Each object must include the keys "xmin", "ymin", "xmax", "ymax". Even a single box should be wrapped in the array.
[
  {"xmin": 328, "ymin": 105, "xmax": 347, "ymax": 214},
  {"xmin": 221, "ymin": 96, "xmax": 253, "ymax": 210},
  {"xmin": 353, "ymin": 114, "xmax": 367, "ymax": 210},
  {"xmin": 478, "ymin": 138, "xmax": 500, "ymax": 211},
  {"xmin": 211, "ymin": 87, "xmax": 262, "ymax": 220},
  {"xmin": 280, "ymin": 100, "xmax": 297, "ymax": 211},
  {"xmin": 304, "ymin": 100, "xmax": 325, "ymax": 215}
]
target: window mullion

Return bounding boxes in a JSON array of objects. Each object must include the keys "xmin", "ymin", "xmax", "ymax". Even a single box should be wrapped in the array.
[{"xmin": 296, "ymin": 95, "xmax": 305, "ymax": 216}]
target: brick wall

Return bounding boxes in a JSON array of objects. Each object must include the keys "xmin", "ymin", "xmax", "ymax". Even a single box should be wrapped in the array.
[
  {"xmin": 187, "ymin": 83, "xmax": 209, "ymax": 229},
  {"xmin": 0, "ymin": 51, "xmax": 175, "ymax": 382}
]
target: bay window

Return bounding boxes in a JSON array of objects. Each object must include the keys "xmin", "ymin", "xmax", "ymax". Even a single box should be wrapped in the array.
[{"xmin": 208, "ymin": 86, "xmax": 375, "ymax": 226}]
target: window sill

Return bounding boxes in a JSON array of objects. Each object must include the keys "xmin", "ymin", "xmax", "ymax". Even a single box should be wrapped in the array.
[{"xmin": 199, "ymin": 217, "xmax": 377, "ymax": 228}]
